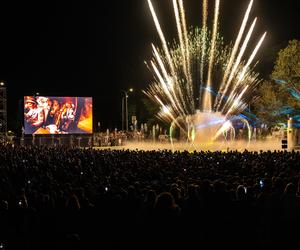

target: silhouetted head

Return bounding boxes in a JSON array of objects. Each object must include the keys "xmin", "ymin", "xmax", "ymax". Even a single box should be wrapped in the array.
[
  {"xmin": 145, "ymin": 189, "xmax": 157, "ymax": 205},
  {"xmin": 284, "ymin": 183, "xmax": 296, "ymax": 195},
  {"xmin": 236, "ymin": 185, "xmax": 247, "ymax": 200},
  {"xmin": 154, "ymin": 192, "xmax": 176, "ymax": 210}
]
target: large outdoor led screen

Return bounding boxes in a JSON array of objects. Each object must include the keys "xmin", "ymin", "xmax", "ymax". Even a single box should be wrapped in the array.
[{"xmin": 24, "ymin": 96, "xmax": 93, "ymax": 134}]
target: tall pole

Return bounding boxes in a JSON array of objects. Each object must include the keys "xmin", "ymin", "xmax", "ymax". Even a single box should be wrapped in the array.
[
  {"xmin": 122, "ymin": 97, "xmax": 125, "ymax": 130},
  {"xmin": 125, "ymin": 93, "xmax": 128, "ymax": 131},
  {"xmin": 121, "ymin": 88, "xmax": 133, "ymax": 132},
  {"xmin": 0, "ymin": 82, "xmax": 7, "ymax": 135},
  {"xmin": 288, "ymin": 117, "xmax": 294, "ymax": 151}
]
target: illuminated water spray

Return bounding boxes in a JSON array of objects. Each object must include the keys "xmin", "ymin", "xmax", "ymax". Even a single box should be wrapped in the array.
[{"xmin": 144, "ymin": 0, "xmax": 266, "ymax": 150}]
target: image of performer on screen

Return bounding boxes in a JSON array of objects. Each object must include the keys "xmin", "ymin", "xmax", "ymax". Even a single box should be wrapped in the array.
[
  {"xmin": 24, "ymin": 96, "xmax": 45, "ymax": 133},
  {"xmin": 42, "ymin": 98, "xmax": 62, "ymax": 134},
  {"xmin": 44, "ymin": 99, "xmax": 60, "ymax": 126},
  {"xmin": 77, "ymin": 97, "xmax": 93, "ymax": 133},
  {"xmin": 36, "ymin": 96, "xmax": 51, "ymax": 124},
  {"xmin": 60, "ymin": 100, "xmax": 76, "ymax": 132}
]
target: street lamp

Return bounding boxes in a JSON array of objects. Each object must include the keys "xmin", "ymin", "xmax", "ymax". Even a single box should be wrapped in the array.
[{"xmin": 122, "ymin": 88, "xmax": 133, "ymax": 131}]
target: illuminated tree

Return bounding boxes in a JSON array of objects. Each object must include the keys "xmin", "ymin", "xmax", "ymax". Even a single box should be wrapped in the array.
[
  {"xmin": 254, "ymin": 40, "xmax": 300, "ymax": 127},
  {"xmin": 272, "ymin": 39, "xmax": 300, "ymax": 84},
  {"xmin": 253, "ymin": 80, "xmax": 285, "ymax": 127}
]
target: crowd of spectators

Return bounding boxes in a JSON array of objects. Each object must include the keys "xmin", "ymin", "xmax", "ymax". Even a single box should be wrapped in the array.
[{"xmin": 0, "ymin": 143, "xmax": 300, "ymax": 249}]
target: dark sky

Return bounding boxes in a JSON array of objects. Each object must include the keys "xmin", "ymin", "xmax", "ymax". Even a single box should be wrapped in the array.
[{"xmin": 0, "ymin": 0, "xmax": 299, "ymax": 132}]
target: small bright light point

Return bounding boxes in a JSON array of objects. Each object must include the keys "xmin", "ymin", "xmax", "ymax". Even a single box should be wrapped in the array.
[
  {"xmin": 0, "ymin": 82, "xmax": 4, "ymax": 86},
  {"xmin": 162, "ymin": 106, "xmax": 170, "ymax": 114},
  {"xmin": 129, "ymin": 88, "xmax": 133, "ymax": 92}
]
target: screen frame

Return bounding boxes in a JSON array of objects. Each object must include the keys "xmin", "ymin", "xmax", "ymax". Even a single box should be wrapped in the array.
[{"xmin": 23, "ymin": 96, "xmax": 93, "ymax": 135}]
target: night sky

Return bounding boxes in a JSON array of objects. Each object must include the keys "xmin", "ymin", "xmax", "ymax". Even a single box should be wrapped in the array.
[{"xmin": 0, "ymin": 0, "xmax": 299, "ymax": 132}]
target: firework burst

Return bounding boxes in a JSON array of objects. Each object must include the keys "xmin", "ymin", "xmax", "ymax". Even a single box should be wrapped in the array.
[{"xmin": 144, "ymin": 0, "xmax": 266, "ymax": 147}]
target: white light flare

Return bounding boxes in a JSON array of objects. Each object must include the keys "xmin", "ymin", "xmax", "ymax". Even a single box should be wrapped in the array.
[
  {"xmin": 147, "ymin": 0, "xmax": 176, "ymax": 76},
  {"xmin": 203, "ymin": 0, "xmax": 220, "ymax": 112},
  {"xmin": 216, "ymin": 17, "xmax": 257, "ymax": 111}
]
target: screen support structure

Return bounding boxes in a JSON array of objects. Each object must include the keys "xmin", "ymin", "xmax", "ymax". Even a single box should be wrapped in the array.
[{"xmin": 0, "ymin": 83, "xmax": 7, "ymax": 136}]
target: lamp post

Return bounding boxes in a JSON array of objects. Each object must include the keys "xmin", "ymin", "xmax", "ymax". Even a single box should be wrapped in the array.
[
  {"xmin": 122, "ymin": 97, "xmax": 125, "ymax": 131},
  {"xmin": 0, "ymin": 82, "xmax": 7, "ymax": 135},
  {"xmin": 122, "ymin": 88, "xmax": 133, "ymax": 131}
]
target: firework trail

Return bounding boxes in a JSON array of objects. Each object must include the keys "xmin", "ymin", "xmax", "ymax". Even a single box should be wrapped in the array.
[
  {"xmin": 199, "ymin": 0, "xmax": 208, "ymax": 102},
  {"xmin": 215, "ymin": 0, "xmax": 254, "ymax": 110},
  {"xmin": 203, "ymin": 0, "xmax": 220, "ymax": 112}
]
